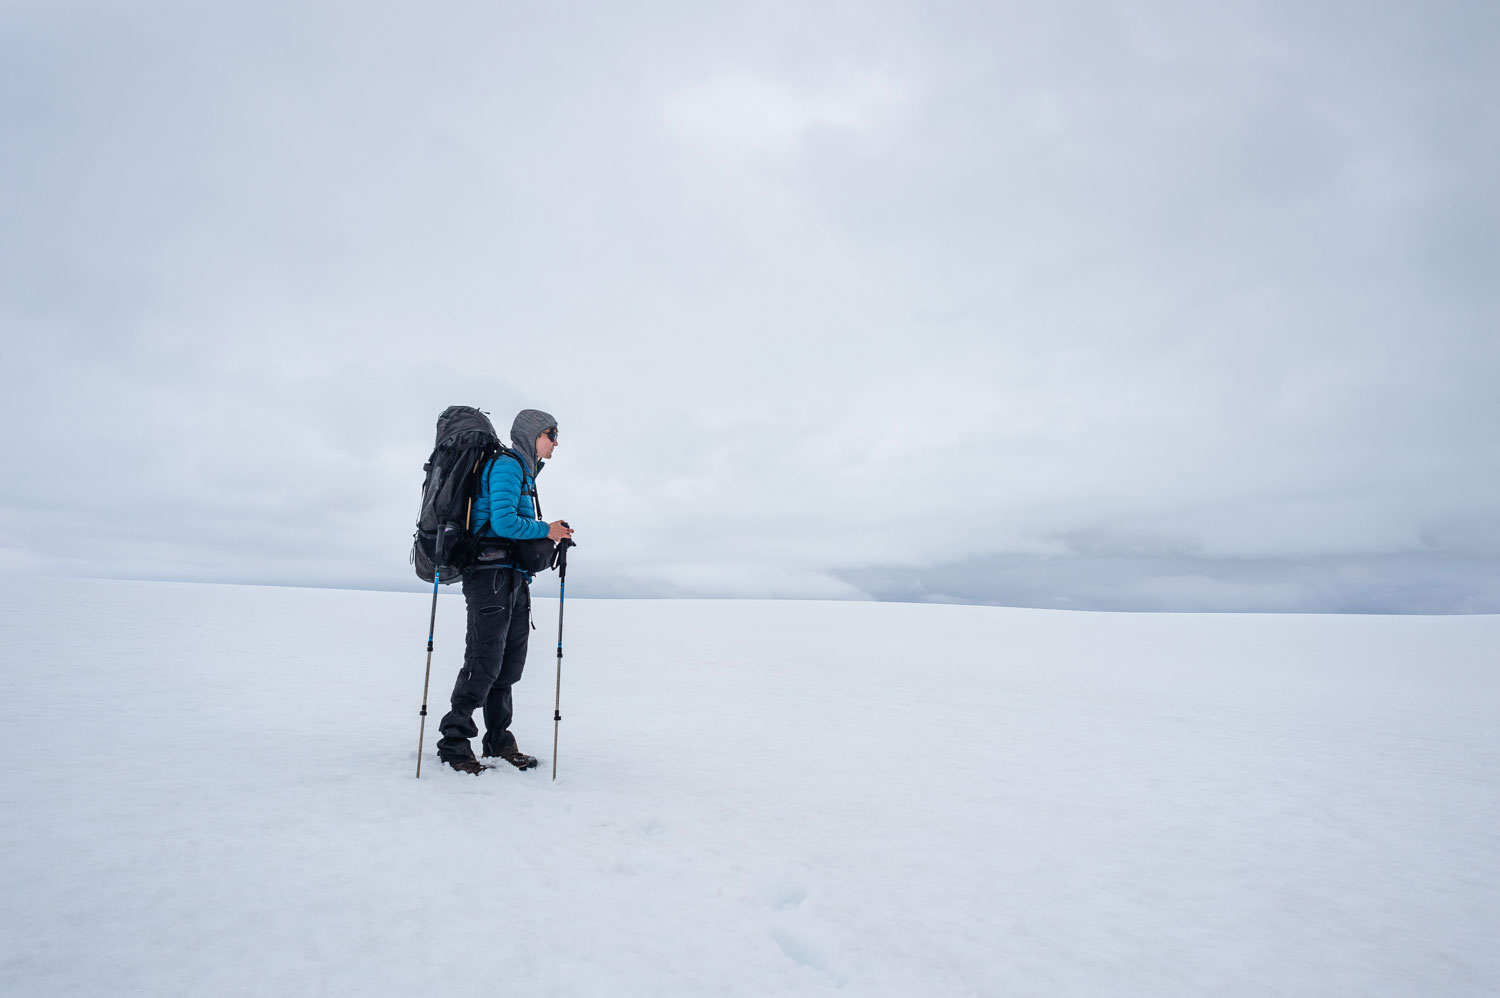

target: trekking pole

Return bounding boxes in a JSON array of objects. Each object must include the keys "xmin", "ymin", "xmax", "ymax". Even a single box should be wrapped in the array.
[
  {"xmin": 415, "ymin": 569, "xmax": 441, "ymax": 778},
  {"xmin": 552, "ymin": 534, "xmax": 576, "ymax": 781}
]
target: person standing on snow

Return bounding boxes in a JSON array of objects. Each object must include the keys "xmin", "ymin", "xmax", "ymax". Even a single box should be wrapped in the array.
[{"xmin": 436, "ymin": 408, "xmax": 574, "ymax": 774}]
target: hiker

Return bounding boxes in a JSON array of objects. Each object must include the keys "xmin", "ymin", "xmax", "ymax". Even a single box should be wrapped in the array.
[{"xmin": 435, "ymin": 408, "xmax": 574, "ymax": 774}]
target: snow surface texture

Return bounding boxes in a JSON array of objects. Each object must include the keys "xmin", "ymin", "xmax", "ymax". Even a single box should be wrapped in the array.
[{"xmin": 1, "ymin": 578, "xmax": 1497, "ymax": 996}]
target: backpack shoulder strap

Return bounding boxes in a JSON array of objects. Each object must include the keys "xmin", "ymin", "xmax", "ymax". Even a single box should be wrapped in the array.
[{"xmin": 501, "ymin": 449, "xmax": 543, "ymax": 521}]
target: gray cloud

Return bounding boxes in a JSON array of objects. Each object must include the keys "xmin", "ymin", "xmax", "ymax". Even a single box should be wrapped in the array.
[
  {"xmin": 2, "ymin": 0, "xmax": 1496, "ymax": 611},
  {"xmin": 841, "ymin": 552, "xmax": 1500, "ymax": 615}
]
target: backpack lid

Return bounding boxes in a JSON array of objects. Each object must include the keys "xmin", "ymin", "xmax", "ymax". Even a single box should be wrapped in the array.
[{"xmin": 435, "ymin": 405, "xmax": 500, "ymax": 449}]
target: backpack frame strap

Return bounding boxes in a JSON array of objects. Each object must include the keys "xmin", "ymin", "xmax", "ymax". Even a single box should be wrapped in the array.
[{"xmin": 463, "ymin": 451, "xmax": 490, "ymax": 531}]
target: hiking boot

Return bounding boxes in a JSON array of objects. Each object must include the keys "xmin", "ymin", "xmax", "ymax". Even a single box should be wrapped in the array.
[
  {"xmin": 445, "ymin": 757, "xmax": 486, "ymax": 775},
  {"xmin": 486, "ymin": 746, "xmax": 538, "ymax": 770}
]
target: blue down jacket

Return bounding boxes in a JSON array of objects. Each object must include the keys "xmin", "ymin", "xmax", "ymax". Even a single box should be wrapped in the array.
[{"xmin": 472, "ymin": 453, "xmax": 551, "ymax": 547}]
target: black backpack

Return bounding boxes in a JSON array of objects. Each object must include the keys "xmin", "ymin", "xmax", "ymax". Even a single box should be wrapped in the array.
[{"xmin": 411, "ymin": 406, "xmax": 503, "ymax": 584}]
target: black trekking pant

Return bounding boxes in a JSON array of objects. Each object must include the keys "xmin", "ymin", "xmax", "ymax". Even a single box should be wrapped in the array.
[{"xmin": 436, "ymin": 566, "xmax": 531, "ymax": 762}]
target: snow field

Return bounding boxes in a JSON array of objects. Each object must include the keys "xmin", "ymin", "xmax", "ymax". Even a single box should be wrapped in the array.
[{"xmin": 1, "ymin": 577, "xmax": 1497, "ymax": 996}]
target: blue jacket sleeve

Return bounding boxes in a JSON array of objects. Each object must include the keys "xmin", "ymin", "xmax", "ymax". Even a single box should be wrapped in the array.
[{"xmin": 485, "ymin": 457, "xmax": 551, "ymax": 541}]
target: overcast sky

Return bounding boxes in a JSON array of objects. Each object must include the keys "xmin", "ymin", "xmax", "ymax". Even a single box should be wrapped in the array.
[{"xmin": 2, "ymin": 0, "xmax": 1497, "ymax": 611}]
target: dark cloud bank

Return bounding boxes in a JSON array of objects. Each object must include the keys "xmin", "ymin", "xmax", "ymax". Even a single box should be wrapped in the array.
[{"xmin": 839, "ymin": 554, "xmax": 1500, "ymax": 615}]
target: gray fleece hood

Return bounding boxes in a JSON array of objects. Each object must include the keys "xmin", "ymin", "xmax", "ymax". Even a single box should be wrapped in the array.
[{"xmin": 509, "ymin": 408, "xmax": 557, "ymax": 476}]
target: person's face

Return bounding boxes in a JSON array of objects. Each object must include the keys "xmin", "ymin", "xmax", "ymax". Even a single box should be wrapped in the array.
[{"xmin": 536, "ymin": 427, "xmax": 558, "ymax": 460}]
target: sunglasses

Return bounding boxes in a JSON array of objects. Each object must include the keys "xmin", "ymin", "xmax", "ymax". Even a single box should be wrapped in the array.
[{"xmin": 544, "ymin": 427, "xmax": 559, "ymax": 443}]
